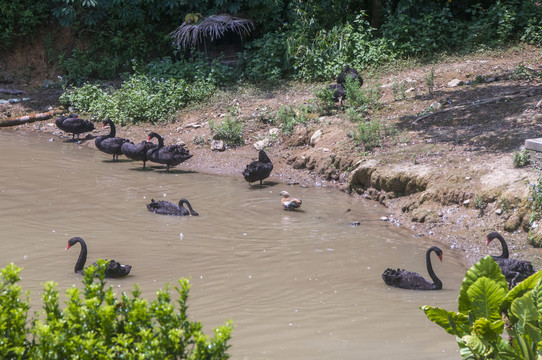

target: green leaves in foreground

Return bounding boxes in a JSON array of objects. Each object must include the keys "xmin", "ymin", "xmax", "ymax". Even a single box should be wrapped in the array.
[
  {"xmin": 421, "ymin": 256, "xmax": 542, "ymax": 360},
  {"xmin": 0, "ymin": 262, "xmax": 232, "ymax": 359}
]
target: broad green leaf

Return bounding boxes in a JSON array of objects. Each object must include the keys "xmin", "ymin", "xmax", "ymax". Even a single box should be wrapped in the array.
[
  {"xmin": 511, "ymin": 296, "xmax": 538, "ymax": 326},
  {"xmin": 502, "ymin": 271, "xmax": 542, "ymax": 313},
  {"xmin": 472, "ymin": 318, "xmax": 504, "ymax": 342},
  {"xmin": 529, "ymin": 278, "xmax": 542, "ymax": 315},
  {"xmin": 459, "ymin": 256, "xmax": 508, "ymax": 314},
  {"xmin": 462, "ymin": 334, "xmax": 517, "ymax": 360},
  {"xmin": 467, "ymin": 277, "xmax": 507, "ymax": 321},
  {"xmin": 420, "ymin": 306, "xmax": 470, "ymax": 336}
]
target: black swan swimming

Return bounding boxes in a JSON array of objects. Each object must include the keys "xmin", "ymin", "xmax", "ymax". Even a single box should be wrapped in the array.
[
  {"xmin": 65, "ymin": 237, "xmax": 132, "ymax": 278},
  {"xmin": 146, "ymin": 198, "xmax": 199, "ymax": 216},
  {"xmin": 94, "ymin": 119, "xmax": 130, "ymax": 161},
  {"xmin": 486, "ymin": 231, "xmax": 536, "ymax": 287},
  {"xmin": 146, "ymin": 132, "xmax": 193, "ymax": 172},
  {"xmin": 280, "ymin": 191, "xmax": 302, "ymax": 210},
  {"xmin": 242, "ymin": 150, "xmax": 273, "ymax": 187},
  {"xmin": 55, "ymin": 114, "xmax": 95, "ymax": 140},
  {"xmin": 337, "ymin": 65, "xmax": 363, "ymax": 87},
  {"xmin": 382, "ymin": 246, "xmax": 443, "ymax": 290},
  {"xmin": 121, "ymin": 140, "xmax": 156, "ymax": 169}
]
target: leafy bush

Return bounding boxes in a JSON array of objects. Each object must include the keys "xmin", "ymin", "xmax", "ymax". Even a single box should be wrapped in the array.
[
  {"xmin": 0, "ymin": 262, "xmax": 232, "ymax": 359},
  {"xmin": 274, "ymin": 105, "xmax": 312, "ymax": 135},
  {"xmin": 343, "ymin": 77, "xmax": 382, "ymax": 111},
  {"xmin": 244, "ymin": 32, "xmax": 291, "ymax": 84},
  {"xmin": 314, "ymin": 86, "xmax": 336, "ymax": 115},
  {"xmin": 421, "ymin": 256, "xmax": 542, "ymax": 359},
  {"xmin": 209, "ymin": 105, "xmax": 244, "ymax": 146},
  {"xmin": 513, "ymin": 149, "xmax": 530, "ymax": 168},
  {"xmin": 0, "ymin": 1, "xmax": 51, "ymax": 48},
  {"xmin": 60, "ymin": 75, "xmax": 216, "ymax": 124}
]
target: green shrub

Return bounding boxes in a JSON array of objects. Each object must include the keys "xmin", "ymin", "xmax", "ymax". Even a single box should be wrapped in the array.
[
  {"xmin": 0, "ymin": 1, "xmax": 51, "ymax": 48},
  {"xmin": 343, "ymin": 78, "xmax": 382, "ymax": 112},
  {"xmin": 0, "ymin": 262, "xmax": 232, "ymax": 359},
  {"xmin": 244, "ymin": 32, "xmax": 291, "ymax": 84},
  {"xmin": 314, "ymin": 86, "xmax": 336, "ymax": 115},
  {"xmin": 513, "ymin": 149, "xmax": 530, "ymax": 168},
  {"xmin": 274, "ymin": 105, "xmax": 311, "ymax": 135},
  {"xmin": 529, "ymin": 178, "xmax": 542, "ymax": 221},
  {"xmin": 209, "ymin": 105, "xmax": 244, "ymax": 146},
  {"xmin": 421, "ymin": 256, "xmax": 542, "ymax": 359},
  {"xmin": 60, "ymin": 75, "xmax": 216, "ymax": 124}
]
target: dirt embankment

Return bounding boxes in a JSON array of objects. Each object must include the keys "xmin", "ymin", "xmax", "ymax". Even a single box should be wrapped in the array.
[{"xmin": 2, "ymin": 45, "xmax": 542, "ymax": 268}]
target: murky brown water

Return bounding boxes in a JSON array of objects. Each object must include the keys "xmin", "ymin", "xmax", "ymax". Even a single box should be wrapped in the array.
[{"xmin": 0, "ymin": 130, "xmax": 468, "ymax": 359}]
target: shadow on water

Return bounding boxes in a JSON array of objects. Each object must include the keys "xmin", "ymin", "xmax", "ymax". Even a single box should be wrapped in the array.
[{"xmin": 0, "ymin": 130, "xmax": 468, "ymax": 360}]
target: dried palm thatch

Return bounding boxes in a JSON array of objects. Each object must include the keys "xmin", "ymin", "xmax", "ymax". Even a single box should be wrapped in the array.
[{"xmin": 170, "ymin": 14, "xmax": 255, "ymax": 50}]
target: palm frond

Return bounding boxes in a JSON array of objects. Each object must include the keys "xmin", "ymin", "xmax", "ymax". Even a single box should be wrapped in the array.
[{"xmin": 170, "ymin": 14, "xmax": 255, "ymax": 49}]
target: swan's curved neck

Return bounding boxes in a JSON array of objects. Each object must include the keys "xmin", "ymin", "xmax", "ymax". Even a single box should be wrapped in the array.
[
  {"xmin": 151, "ymin": 134, "xmax": 164, "ymax": 148},
  {"xmin": 74, "ymin": 239, "xmax": 87, "ymax": 273},
  {"xmin": 259, "ymin": 151, "xmax": 271, "ymax": 164},
  {"xmin": 495, "ymin": 234, "xmax": 509, "ymax": 259},
  {"xmin": 179, "ymin": 199, "xmax": 197, "ymax": 215},
  {"xmin": 105, "ymin": 120, "xmax": 116, "ymax": 137},
  {"xmin": 426, "ymin": 248, "xmax": 442, "ymax": 290}
]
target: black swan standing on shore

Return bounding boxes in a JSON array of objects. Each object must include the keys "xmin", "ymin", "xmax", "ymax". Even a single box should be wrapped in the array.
[
  {"xmin": 146, "ymin": 132, "xmax": 192, "ymax": 172},
  {"xmin": 146, "ymin": 198, "xmax": 199, "ymax": 216},
  {"xmin": 486, "ymin": 231, "xmax": 536, "ymax": 287},
  {"xmin": 121, "ymin": 140, "xmax": 156, "ymax": 169},
  {"xmin": 65, "ymin": 237, "xmax": 132, "ymax": 278},
  {"xmin": 94, "ymin": 119, "xmax": 130, "ymax": 161},
  {"xmin": 242, "ymin": 150, "xmax": 273, "ymax": 187},
  {"xmin": 382, "ymin": 246, "xmax": 443, "ymax": 290},
  {"xmin": 337, "ymin": 65, "xmax": 363, "ymax": 87},
  {"xmin": 55, "ymin": 114, "xmax": 95, "ymax": 140}
]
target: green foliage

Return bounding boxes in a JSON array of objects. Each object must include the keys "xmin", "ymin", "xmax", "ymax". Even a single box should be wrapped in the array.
[
  {"xmin": 513, "ymin": 149, "xmax": 530, "ymax": 168},
  {"xmin": 209, "ymin": 105, "xmax": 244, "ymax": 146},
  {"xmin": 0, "ymin": 1, "xmax": 51, "ymax": 48},
  {"xmin": 343, "ymin": 77, "xmax": 382, "ymax": 111},
  {"xmin": 274, "ymin": 105, "xmax": 311, "ymax": 135},
  {"xmin": 347, "ymin": 117, "xmax": 395, "ymax": 151},
  {"xmin": 0, "ymin": 263, "xmax": 232, "ymax": 359},
  {"xmin": 314, "ymin": 86, "xmax": 336, "ymax": 115},
  {"xmin": 60, "ymin": 75, "xmax": 215, "ymax": 124},
  {"xmin": 244, "ymin": 33, "xmax": 291, "ymax": 84},
  {"xmin": 529, "ymin": 178, "xmax": 542, "ymax": 222},
  {"xmin": 0, "ymin": 263, "xmax": 30, "ymax": 359},
  {"xmin": 421, "ymin": 256, "xmax": 542, "ymax": 360}
]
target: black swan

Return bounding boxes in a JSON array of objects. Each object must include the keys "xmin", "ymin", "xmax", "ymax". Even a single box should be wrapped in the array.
[
  {"xmin": 337, "ymin": 65, "xmax": 363, "ymax": 87},
  {"xmin": 94, "ymin": 119, "xmax": 130, "ymax": 161},
  {"xmin": 242, "ymin": 150, "xmax": 273, "ymax": 187},
  {"xmin": 121, "ymin": 140, "xmax": 156, "ymax": 169},
  {"xmin": 486, "ymin": 231, "xmax": 536, "ymax": 287},
  {"xmin": 146, "ymin": 198, "xmax": 199, "ymax": 216},
  {"xmin": 65, "ymin": 237, "xmax": 132, "ymax": 278},
  {"xmin": 382, "ymin": 246, "xmax": 443, "ymax": 290},
  {"xmin": 146, "ymin": 132, "xmax": 192, "ymax": 172},
  {"xmin": 55, "ymin": 114, "xmax": 95, "ymax": 140},
  {"xmin": 328, "ymin": 83, "xmax": 346, "ymax": 103},
  {"xmin": 280, "ymin": 191, "xmax": 302, "ymax": 210}
]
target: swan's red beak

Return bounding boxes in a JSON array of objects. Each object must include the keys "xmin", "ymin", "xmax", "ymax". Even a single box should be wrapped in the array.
[
  {"xmin": 65, "ymin": 243, "xmax": 71, "ymax": 251},
  {"xmin": 438, "ymin": 254, "xmax": 443, "ymax": 262},
  {"xmin": 147, "ymin": 136, "xmax": 151, "ymax": 141},
  {"xmin": 486, "ymin": 237, "xmax": 490, "ymax": 245}
]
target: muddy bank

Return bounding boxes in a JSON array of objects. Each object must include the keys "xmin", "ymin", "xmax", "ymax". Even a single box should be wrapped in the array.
[{"xmin": 2, "ymin": 45, "xmax": 542, "ymax": 269}]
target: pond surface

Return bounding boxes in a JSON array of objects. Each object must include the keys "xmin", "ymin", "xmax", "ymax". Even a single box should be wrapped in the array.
[{"xmin": 0, "ymin": 129, "xmax": 468, "ymax": 359}]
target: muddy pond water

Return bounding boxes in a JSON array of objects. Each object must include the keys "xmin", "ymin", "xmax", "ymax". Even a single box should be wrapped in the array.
[{"xmin": 0, "ymin": 129, "xmax": 468, "ymax": 359}]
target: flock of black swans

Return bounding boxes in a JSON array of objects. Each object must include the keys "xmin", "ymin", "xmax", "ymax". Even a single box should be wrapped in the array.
[{"xmin": 56, "ymin": 114, "xmax": 537, "ymax": 288}]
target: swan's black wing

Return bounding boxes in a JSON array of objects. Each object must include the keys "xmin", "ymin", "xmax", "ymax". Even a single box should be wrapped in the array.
[
  {"xmin": 105, "ymin": 260, "xmax": 132, "ymax": 278},
  {"xmin": 382, "ymin": 268, "xmax": 437, "ymax": 290},
  {"xmin": 121, "ymin": 141, "xmax": 156, "ymax": 162},
  {"xmin": 146, "ymin": 199, "xmax": 183, "ymax": 215},
  {"xmin": 495, "ymin": 258, "xmax": 536, "ymax": 288}
]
